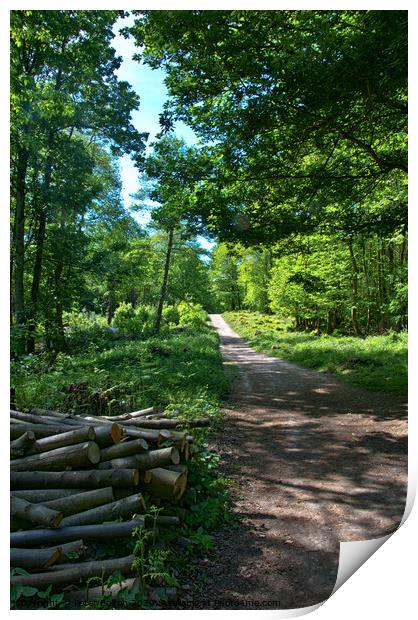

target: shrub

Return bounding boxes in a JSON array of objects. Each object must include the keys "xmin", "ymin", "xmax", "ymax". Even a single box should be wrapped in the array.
[
  {"xmin": 178, "ymin": 301, "xmax": 207, "ymax": 328},
  {"xmin": 162, "ymin": 305, "xmax": 180, "ymax": 326},
  {"xmin": 63, "ymin": 310, "xmax": 110, "ymax": 350},
  {"xmin": 112, "ymin": 303, "xmax": 156, "ymax": 337},
  {"xmin": 112, "ymin": 302, "xmax": 135, "ymax": 333}
]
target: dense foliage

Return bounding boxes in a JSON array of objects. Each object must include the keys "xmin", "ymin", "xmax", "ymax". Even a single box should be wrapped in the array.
[
  {"xmin": 10, "ymin": 12, "xmax": 214, "ymax": 355},
  {"xmin": 11, "ymin": 10, "xmax": 145, "ymax": 353},
  {"xmin": 130, "ymin": 10, "xmax": 407, "ymax": 242},
  {"xmin": 128, "ymin": 9, "xmax": 407, "ymax": 336},
  {"xmin": 209, "ymin": 231, "xmax": 407, "ymax": 334},
  {"xmin": 12, "ymin": 317, "xmax": 228, "ymax": 415}
]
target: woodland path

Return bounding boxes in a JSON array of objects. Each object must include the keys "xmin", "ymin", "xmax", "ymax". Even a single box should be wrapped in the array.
[{"xmin": 186, "ymin": 314, "xmax": 407, "ymax": 610}]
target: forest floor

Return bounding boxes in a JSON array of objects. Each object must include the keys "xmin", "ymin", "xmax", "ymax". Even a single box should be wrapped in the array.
[{"xmin": 183, "ymin": 314, "xmax": 408, "ymax": 610}]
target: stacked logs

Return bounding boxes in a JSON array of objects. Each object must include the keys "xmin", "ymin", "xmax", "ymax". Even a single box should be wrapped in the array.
[{"xmin": 10, "ymin": 406, "xmax": 209, "ymax": 601}]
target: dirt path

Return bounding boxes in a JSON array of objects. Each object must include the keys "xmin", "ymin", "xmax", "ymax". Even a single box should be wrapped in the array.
[{"xmin": 185, "ymin": 314, "xmax": 407, "ymax": 610}]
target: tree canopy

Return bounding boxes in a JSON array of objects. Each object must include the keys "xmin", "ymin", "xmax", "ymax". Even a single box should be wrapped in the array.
[{"xmin": 129, "ymin": 10, "xmax": 407, "ymax": 242}]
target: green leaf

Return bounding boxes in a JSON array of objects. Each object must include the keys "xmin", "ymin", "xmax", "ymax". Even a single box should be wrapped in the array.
[
  {"xmin": 21, "ymin": 586, "xmax": 39, "ymax": 598},
  {"xmin": 37, "ymin": 585, "xmax": 52, "ymax": 599},
  {"xmin": 11, "ymin": 567, "xmax": 31, "ymax": 577}
]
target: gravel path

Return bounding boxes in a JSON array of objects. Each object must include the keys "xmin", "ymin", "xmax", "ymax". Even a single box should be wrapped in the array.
[{"xmin": 185, "ymin": 314, "xmax": 407, "ymax": 610}]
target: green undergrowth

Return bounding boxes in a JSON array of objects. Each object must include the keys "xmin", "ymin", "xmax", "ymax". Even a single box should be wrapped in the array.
[
  {"xmin": 224, "ymin": 311, "xmax": 407, "ymax": 395},
  {"xmin": 11, "ymin": 323, "xmax": 229, "ymax": 415}
]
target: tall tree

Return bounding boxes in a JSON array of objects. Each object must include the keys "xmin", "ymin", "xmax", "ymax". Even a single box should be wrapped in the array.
[
  {"xmin": 209, "ymin": 244, "xmax": 241, "ymax": 312},
  {"xmin": 10, "ymin": 10, "xmax": 147, "ymax": 351},
  {"xmin": 139, "ymin": 134, "xmax": 206, "ymax": 331}
]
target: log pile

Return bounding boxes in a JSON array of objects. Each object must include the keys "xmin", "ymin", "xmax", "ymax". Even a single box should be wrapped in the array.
[{"xmin": 10, "ymin": 406, "xmax": 209, "ymax": 603}]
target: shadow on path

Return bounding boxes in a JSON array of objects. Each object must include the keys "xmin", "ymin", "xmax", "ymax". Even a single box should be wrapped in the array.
[{"xmin": 185, "ymin": 315, "xmax": 407, "ymax": 610}]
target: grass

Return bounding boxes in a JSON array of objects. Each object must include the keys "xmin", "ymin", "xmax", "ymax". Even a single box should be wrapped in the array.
[
  {"xmin": 224, "ymin": 311, "xmax": 407, "ymax": 395},
  {"xmin": 11, "ymin": 324, "xmax": 229, "ymax": 416}
]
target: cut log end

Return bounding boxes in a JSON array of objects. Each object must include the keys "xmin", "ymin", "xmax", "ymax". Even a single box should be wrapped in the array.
[
  {"xmin": 110, "ymin": 422, "xmax": 123, "ymax": 444},
  {"xmin": 87, "ymin": 442, "xmax": 100, "ymax": 464}
]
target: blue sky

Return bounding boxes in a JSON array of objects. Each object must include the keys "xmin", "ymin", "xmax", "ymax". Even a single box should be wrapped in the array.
[{"xmin": 111, "ymin": 15, "xmax": 214, "ymax": 251}]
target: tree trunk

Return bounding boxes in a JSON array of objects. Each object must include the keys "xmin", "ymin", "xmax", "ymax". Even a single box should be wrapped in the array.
[
  {"xmin": 53, "ymin": 254, "xmax": 66, "ymax": 351},
  {"xmin": 11, "ymin": 409, "xmax": 71, "ymax": 426},
  {"xmin": 10, "ymin": 441, "xmax": 100, "ymax": 471},
  {"xmin": 11, "ymin": 469, "xmax": 140, "ymax": 490},
  {"xmin": 122, "ymin": 427, "xmax": 165, "ymax": 446},
  {"xmin": 10, "ymin": 496, "xmax": 63, "ymax": 528},
  {"xmin": 10, "ymin": 431, "xmax": 36, "ymax": 457},
  {"xmin": 93, "ymin": 423, "xmax": 125, "ymax": 447},
  {"xmin": 27, "ymin": 413, "xmax": 126, "ymax": 445},
  {"xmin": 99, "ymin": 438, "xmax": 148, "ymax": 462},
  {"xmin": 155, "ymin": 227, "xmax": 174, "ymax": 333},
  {"xmin": 98, "ymin": 447, "xmax": 179, "ymax": 472},
  {"xmin": 43, "ymin": 487, "xmax": 115, "ymax": 517},
  {"xmin": 12, "ymin": 489, "xmax": 86, "ymax": 503},
  {"xmin": 136, "ymin": 447, "xmax": 180, "ymax": 471},
  {"xmin": 100, "ymin": 406, "xmax": 155, "ymax": 421},
  {"xmin": 11, "ymin": 540, "xmax": 85, "ymax": 570},
  {"xmin": 29, "ymin": 426, "xmax": 96, "ymax": 453},
  {"xmin": 120, "ymin": 417, "xmax": 210, "ymax": 430},
  {"xmin": 127, "ymin": 406, "xmax": 156, "ymax": 418},
  {"xmin": 11, "ymin": 519, "xmax": 145, "ymax": 547},
  {"xmin": 10, "ymin": 422, "xmax": 86, "ymax": 439},
  {"xmin": 26, "ymin": 130, "xmax": 56, "ymax": 352},
  {"xmin": 143, "ymin": 467, "xmax": 187, "ymax": 501},
  {"xmin": 348, "ymin": 241, "xmax": 361, "ymax": 335},
  {"xmin": 13, "ymin": 146, "xmax": 29, "ymax": 352},
  {"xmin": 106, "ymin": 292, "xmax": 117, "ymax": 325},
  {"xmin": 60, "ymin": 414, "xmax": 166, "ymax": 445},
  {"xmin": 25, "ymin": 64, "xmax": 64, "ymax": 352},
  {"xmin": 26, "ymin": 209, "xmax": 47, "ymax": 353},
  {"xmin": 10, "ymin": 555, "xmax": 135, "ymax": 590},
  {"xmin": 60, "ymin": 494, "xmax": 145, "ymax": 527},
  {"xmin": 97, "ymin": 455, "xmax": 142, "ymax": 470}
]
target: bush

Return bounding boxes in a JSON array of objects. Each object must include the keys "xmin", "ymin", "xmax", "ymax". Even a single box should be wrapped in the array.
[
  {"xmin": 162, "ymin": 305, "xmax": 180, "ymax": 326},
  {"xmin": 63, "ymin": 310, "xmax": 110, "ymax": 350},
  {"xmin": 178, "ymin": 301, "xmax": 207, "ymax": 328},
  {"xmin": 112, "ymin": 302, "xmax": 135, "ymax": 333},
  {"xmin": 112, "ymin": 303, "xmax": 156, "ymax": 337}
]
